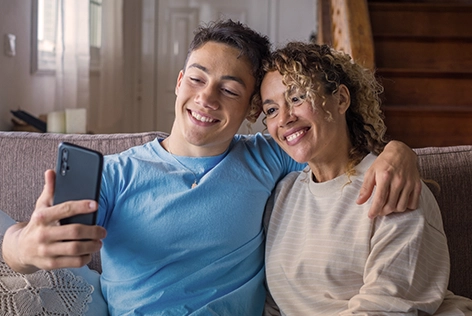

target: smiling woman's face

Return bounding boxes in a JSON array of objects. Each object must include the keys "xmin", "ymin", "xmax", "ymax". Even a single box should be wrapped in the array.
[{"xmin": 261, "ymin": 70, "xmax": 351, "ymax": 170}]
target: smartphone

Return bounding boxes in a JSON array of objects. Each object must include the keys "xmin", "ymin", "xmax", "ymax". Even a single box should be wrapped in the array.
[{"xmin": 54, "ymin": 142, "xmax": 103, "ymax": 225}]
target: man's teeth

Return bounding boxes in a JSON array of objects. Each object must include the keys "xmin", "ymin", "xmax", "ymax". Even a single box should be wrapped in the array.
[
  {"xmin": 192, "ymin": 111, "xmax": 216, "ymax": 123},
  {"xmin": 286, "ymin": 130, "xmax": 305, "ymax": 142}
]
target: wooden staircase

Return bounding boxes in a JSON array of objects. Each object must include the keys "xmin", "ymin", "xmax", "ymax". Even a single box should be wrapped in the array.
[
  {"xmin": 318, "ymin": 0, "xmax": 472, "ymax": 148},
  {"xmin": 317, "ymin": 0, "xmax": 472, "ymax": 300}
]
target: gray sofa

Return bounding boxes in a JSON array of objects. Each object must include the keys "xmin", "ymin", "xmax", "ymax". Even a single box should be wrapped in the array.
[{"xmin": 0, "ymin": 131, "xmax": 471, "ymax": 299}]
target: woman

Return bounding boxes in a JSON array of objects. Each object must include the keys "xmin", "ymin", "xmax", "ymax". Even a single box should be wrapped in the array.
[{"xmin": 261, "ymin": 42, "xmax": 472, "ymax": 315}]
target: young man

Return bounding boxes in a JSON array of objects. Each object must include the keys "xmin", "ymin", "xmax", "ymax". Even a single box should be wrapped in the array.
[{"xmin": 3, "ymin": 20, "xmax": 421, "ymax": 315}]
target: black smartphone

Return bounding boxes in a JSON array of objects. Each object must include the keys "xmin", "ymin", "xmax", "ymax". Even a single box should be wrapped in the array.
[{"xmin": 54, "ymin": 142, "xmax": 103, "ymax": 225}]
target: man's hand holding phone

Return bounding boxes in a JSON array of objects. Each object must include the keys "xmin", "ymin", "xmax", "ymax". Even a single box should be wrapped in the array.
[{"xmin": 2, "ymin": 145, "xmax": 107, "ymax": 274}]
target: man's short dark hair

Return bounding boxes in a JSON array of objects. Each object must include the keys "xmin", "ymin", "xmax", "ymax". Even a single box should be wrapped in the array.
[{"xmin": 186, "ymin": 19, "xmax": 271, "ymax": 95}]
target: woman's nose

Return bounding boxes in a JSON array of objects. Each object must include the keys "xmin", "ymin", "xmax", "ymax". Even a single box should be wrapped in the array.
[{"xmin": 278, "ymin": 105, "xmax": 296, "ymax": 127}]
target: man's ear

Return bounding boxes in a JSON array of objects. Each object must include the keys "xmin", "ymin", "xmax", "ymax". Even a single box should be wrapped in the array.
[
  {"xmin": 337, "ymin": 84, "xmax": 351, "ymax": 114},
  {"xmin": 175, "ymin": 70, "xmax": 184, "ymax": 95}
]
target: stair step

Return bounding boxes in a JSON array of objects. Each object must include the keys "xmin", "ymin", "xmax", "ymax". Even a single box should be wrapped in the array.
[
  {"xmin": 377, "ymin": 68, "xmax": 472, "ymax": 78},
  {"xmin": 382, "ymin": 105, "xmax": 472, "ymax": 147},
  {"xmin": 369, "ymin": 2, "xmax": 472, "ymax": 37},
  {"xmin": 374, "ymin": 39, "xmax": 472, "ymax": 71},
  {"xmin": 383, "ymin": 105, "xmax": 472, "ymax": 112},
  {"xmin": 378, "ymin": 75, "xmax": 472, "ymax": 106}
]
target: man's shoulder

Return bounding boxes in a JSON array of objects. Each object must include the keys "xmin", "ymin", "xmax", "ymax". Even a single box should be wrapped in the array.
[
  {"xmin": 105, "ymin": 138, "xmax": 160, "ymax": 161},
  {"xmin": 232, "ymin": 133, "xmax": 279, "ymax": 151}
]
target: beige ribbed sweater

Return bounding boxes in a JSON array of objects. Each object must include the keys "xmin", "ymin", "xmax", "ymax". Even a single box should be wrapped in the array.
[{"xmin": 265, "ymin": 154, "xmax": 472, "ymax": 315}]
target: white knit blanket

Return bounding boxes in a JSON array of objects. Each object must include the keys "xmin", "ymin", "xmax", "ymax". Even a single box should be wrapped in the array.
[{"xmin": 0, "ymin": 252, "xmax": 93, "ymax": 315}]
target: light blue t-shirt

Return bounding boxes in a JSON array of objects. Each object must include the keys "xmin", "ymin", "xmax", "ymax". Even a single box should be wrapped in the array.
[{"xmin": 97, "ymin": 133, "xmax": 303, "ymax": 315}]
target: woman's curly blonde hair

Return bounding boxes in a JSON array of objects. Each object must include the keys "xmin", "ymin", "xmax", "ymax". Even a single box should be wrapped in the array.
[{"xmin": 257, "ymin": 42, "xmax": 388, "ymax": 175}]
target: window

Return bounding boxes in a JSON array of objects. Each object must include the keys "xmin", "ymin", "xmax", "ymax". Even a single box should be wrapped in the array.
[
  {"xmin": 32, "ymin": 0, "xmax": 58, "ymax": 73},
  {"xmin": 90, "ymin": 0, "xmax": 102, "ymax": 71},
  {"xmin": 31, "ymin": 0, "xmax": 102, "ymax": 74}
]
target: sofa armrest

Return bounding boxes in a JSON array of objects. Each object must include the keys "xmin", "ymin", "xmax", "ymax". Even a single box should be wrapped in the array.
[{"xmin": 414, "ymin": 145, "xmax": 472, "ymax": 299}]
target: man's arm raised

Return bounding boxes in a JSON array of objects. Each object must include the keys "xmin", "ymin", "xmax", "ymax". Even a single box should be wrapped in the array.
[{"xmin": 2, "ymin": 169, "xmax": 107, "ymax": 274}]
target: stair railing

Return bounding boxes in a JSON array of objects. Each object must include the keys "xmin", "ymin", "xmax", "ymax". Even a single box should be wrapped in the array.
[{"xmin": 317, "ymin": 0, "xmax": 375, "ymax": 70}]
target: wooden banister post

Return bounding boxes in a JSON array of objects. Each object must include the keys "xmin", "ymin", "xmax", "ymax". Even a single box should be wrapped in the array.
[{"xmin": 317, "ymin": 0, "xmax": 375, "ymax": 70}]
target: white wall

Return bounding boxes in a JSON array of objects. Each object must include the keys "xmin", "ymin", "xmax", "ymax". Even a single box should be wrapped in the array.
[
  {"xmin": 0, "ymin": 0, "xmax": 317, "ymax": 132},
  {"xmin": 271, "ymin": 0, "xmax": 317, "ymax": 48},
  {"xmin": 0, "ymin": 0, "xmax": 56, "ymax": 131}
]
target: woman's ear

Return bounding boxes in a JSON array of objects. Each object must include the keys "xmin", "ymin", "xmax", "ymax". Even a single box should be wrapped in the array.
[{"xmin": 337, "ymin": 84, "xmax": 351, "ymax": 114}]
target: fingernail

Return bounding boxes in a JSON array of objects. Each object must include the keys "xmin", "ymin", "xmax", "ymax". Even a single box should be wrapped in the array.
[{"xmin": 89, "ymin": 201, "xmax": 97, "ymax": 209}]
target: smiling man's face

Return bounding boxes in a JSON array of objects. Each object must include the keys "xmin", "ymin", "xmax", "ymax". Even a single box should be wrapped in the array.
[{"xmin": 168, "ymin": 41, "xmax": 256, "ymax": 157}]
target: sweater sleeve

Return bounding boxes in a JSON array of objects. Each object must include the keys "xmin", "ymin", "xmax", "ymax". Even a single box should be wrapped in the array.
[{"xmin": 340, "ymin": 182, "xmax": 450, "ymax": 315}]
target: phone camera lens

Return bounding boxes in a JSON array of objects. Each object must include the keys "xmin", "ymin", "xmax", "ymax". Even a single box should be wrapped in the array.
[
  {"xmin": 62, "ymin": 149, "xmax": 68, "ymax": 161},
  {"xmin": 61, "ymin": 161, "xmax": 68, "ymax": 176}
]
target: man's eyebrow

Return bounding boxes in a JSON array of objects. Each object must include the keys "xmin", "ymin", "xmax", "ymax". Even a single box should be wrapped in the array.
[
  {"xmin": 188, "ymin": 63, "xmax": 208, "ymax": 73},
  {"xmin": 187, "ymin": 63, "xmax": 246, "ymax": 87},
  {"xmin": 222, "ymin": 75, "xmax": 246, "ymax": 87}
]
